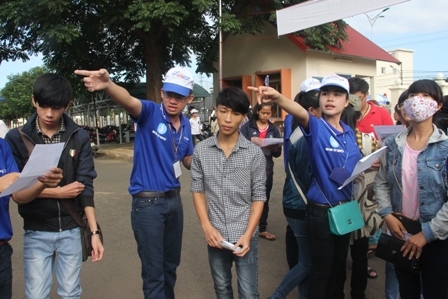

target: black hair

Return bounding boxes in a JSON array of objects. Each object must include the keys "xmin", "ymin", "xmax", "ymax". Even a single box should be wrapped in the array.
[
  {"xmin": 397, "ymin": 89, "xmax": 409, "ymax": 105},
  {"xmin": 251, "ymin": 102, "xmax": 273, "ymax": 122},
  {"xmin": 215, "ymin": 87, "xmax": 249, "ymax": 114},
  {"xmin": 291, "ymin": 89, "xmax": 320, "ymax": 131},
  {"xmin": 33, "ymin": 73, "xmax": 72, "ymax": 108},
  {"xmin": 348, "ymin": 77, "xmax": 369, "ymax": 94},
  {"xmin": 341, "ymin": 104, "xmax": 361, "ymax": 132},
  {"xmin": 408, "ymin": 79, "xmax": 444, "ymax": 104}
]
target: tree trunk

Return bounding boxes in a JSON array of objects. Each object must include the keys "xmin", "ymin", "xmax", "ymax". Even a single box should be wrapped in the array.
[{"xmin": 144, "ymin": 34, "xmax": 163, "ymax": 103}]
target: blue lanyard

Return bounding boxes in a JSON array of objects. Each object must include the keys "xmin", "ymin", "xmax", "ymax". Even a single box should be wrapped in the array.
[
  {"xmin": 320, "ymin": 118, "xmax": 349, "ymax": 170},
  {"xmin": 160, "ymin": 105, "xmax": 183, "ymax": 161}
]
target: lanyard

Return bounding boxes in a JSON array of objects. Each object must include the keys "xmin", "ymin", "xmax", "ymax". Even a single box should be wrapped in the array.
[
  {"xmin": 321, "ymin": 118, "xmax": 349, "ymax": 169},
  {"xmin": 160, "ymin": 105, "xmax": 183, "ymax": 161}
]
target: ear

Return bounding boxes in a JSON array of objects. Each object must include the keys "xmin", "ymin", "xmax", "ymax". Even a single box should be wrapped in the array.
[
  {"xmin": 64, "ymin": 101, "xmax": 72, "ymax": 112},
  {"xmin": 186, "ymin": 94, "xmax": 194, "ymax": 104},
  {"xmin": 31, "ymin": 96, "xmax": 37, "ymax": 108}
]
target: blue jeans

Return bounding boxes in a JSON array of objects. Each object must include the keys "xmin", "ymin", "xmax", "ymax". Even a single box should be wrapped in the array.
[
  {"xmin": 271, "ymin": 217, "xmax": 310, "ymax": 299},
  {"xmin": 131, "ymin": 194, "xmax": 183, "ymax": 299},
  {"xmin": 385, "ymin": 261, "xmax": 399, "ymax": 299},
  {"xmin": 23, "ymin": 228, "xmax": 82, "ymax": 299},
  {"xmin": 0, "ymin": 243, "xmax": 12, "ymax": 299},
  {"xmin": 208, "ymin": 237, "xmax": 259, "ymax": 299}
]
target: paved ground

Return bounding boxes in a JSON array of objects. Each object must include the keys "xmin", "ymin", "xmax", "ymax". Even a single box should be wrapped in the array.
[{"xmin": 9, "ymin": 140, "xmax": 387, "ymax": 298}]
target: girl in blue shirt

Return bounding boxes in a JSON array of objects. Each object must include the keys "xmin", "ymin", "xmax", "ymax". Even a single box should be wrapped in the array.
[{"xmin": 249, "ymin": 74, "xmax": 362, "ymax": 299}]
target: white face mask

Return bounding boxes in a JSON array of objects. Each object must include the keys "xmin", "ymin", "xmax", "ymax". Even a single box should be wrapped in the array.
[{"xmin": 403, "ymin": 96, "xmax": 438, "ymax": 122}]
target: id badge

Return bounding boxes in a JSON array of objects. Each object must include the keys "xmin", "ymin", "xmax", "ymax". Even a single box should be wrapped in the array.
[
  {"xmin": 329, "ymin": 167, "xmax": 350, "ymax": 186},
  {"xmin": 173, "ymin": 161, "xmax": 182, "ymax": 178}
]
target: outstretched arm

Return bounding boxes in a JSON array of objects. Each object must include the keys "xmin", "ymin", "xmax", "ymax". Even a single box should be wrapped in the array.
[
  {"xmin": 74, "ymin": 69, "xmax": 142, "ymax": 118},
  {"xmin": 247, "ymin": 86, "xmax": 310, "ymax": 128}
]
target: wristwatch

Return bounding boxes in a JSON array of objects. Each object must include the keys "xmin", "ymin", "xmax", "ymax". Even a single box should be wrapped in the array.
[{"xmin": 91, "ymin": 230, "xmax": 101, "ymax": 235}]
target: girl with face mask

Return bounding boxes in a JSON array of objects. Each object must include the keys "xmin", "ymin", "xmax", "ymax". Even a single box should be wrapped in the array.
[{"xmin": 374, "ymin": 79, "xmax": 448, "ymax": 299}]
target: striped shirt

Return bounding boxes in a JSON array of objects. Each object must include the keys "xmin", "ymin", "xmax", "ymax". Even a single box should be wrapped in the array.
[{"xmin": 190, "ymin": 133, "xmax": 266, "ymax": 243}]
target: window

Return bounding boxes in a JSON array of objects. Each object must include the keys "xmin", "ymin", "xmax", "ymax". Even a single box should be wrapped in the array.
[{"xmin": 381, "ymin": 67, "xmax": 386, "ymax": 74}]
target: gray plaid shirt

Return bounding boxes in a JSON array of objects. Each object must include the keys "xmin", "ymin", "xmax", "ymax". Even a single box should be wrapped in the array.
[
  {"xmin": 190, "ymin": 133, "xmax": 266, "ymax": 243},
  {"xmin": 36, "ymin": 116, "xmax": 65, "ymax": 144}
]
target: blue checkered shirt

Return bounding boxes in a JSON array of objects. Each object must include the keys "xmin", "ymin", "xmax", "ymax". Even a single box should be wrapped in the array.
[{"xmin": 190, "ymin": 133, "xmax": 266, "ymax": 243}]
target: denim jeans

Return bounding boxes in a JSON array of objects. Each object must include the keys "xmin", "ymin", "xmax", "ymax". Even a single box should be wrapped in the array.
[
  {"xmin": 395, "ymin": 238, "xmax": 448, "ymax": 299},
  {"xmin": 259, "ymin": 172, "xmax": 273, "ymax": 232},
  {"xmin": 385, "ymin": 261, "xmax": 399, "ymax": 299},
  {"xmin": 208, "ymin": 237, "xmax": 259, "ymax": 299},
  {"xmin": 271, "ymin": 217, "xmax": 310, "ymax": 299},
  {"xmin": 0, "ymin": 243, "xmax": 12, "ymax": 299},
  {"xmin": 131, "ymin": 194, "xmax": 183, "ymax": 299},
  {"xmin": 305, "ymin": 203, "xmax": 351, "ymax": 299},
  {"xmin": 23, "ymin": 228, "xmax": 82, "ymax": 299}
]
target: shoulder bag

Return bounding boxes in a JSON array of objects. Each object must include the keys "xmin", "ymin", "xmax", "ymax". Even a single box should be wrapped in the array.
[{"xmin": 315, "ymin": 180, "xmax": 364, "ymax": 236}]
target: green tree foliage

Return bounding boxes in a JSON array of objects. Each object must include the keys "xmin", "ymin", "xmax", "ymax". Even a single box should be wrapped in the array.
[
  {"xmin": 0, "ymin": 67, "xmax": 48, "ymax": 121},
  {"xmin": 0, "ymin": 0, "xmax": 347, "ymax": 101}
]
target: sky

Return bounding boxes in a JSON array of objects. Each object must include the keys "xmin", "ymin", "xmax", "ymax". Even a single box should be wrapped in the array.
[{"xmin": 0, "ymin": 0, "xmax": 447, "ymax": 92}]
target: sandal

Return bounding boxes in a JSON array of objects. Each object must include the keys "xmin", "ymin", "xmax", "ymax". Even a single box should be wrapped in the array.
[
  {"xmin": 259, "ymin": 231, "xmax": 276, "ymax": 241},
  {"xmin": 367, "ymin": 267, "xmax": 378, "ymax": 279},
  {"xmin": 367, "ymin": 245, "xmax": 377, "ymax": 256}
]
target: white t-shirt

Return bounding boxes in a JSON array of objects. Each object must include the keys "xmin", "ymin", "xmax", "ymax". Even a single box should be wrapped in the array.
[{"xmin": 190, "ymin": 117, "xmax": 202, "ymax": 135}]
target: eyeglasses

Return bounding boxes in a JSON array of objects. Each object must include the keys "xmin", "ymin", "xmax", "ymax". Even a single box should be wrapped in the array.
[{"xmin": 162, "ymin": 91, "xmax": 189, "ymax": 102}]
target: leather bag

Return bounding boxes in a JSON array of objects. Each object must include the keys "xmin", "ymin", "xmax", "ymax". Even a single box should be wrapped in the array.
[
  {"xmin": 328, "ymin": 200, "xmax": 365, "ymax": 236},
  {"xmin": 375, "ymin": 233, "xmax": 422, "ymax": 273}
]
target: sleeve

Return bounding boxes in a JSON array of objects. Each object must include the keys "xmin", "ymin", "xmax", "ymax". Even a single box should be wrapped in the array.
[
  {"xmin": 75, "ymin": 130, "xmax": 98, "ymax": 208},
  {"xmin": 373, "ymin": 138, "xmax": 393, "ymax": 217},
  {"xmin": 133, "ymin": 100, "xmax": 155, "ymax": 128},
  {"xmin": 239, "ymin": 122, "xmax": 251, "ymax": 140},
  {"xmin": 1, "ymin": 139, "xmax": 19, "ymax": 173},
  {"xmin": 272, "ymin": 124, "xmax": 282, "ymax": 158},
  {"xmin": 189, "ymin": 149, "xmax": 204, "ymax": 193},
  {"xmin": 251, "ymin": 148, "xmax": 267, "ymax": 201}
]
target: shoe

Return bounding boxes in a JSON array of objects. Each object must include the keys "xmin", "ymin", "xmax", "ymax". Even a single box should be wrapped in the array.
[
  {"xmin": 367, "ymin": 267, "xmax": 377, "ymax": 279},
  {"xmin": 259, "ymin": 231, "xmax": 276, "ymax": 241}
]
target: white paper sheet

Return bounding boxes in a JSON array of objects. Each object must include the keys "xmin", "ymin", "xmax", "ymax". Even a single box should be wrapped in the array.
[
  {"xmin": 260, "ymin": 138, "xmax": 284, "ymax": 148},
  {"xmin": 373, "ymin": 125, "xmax": 405, "ymax": 142},
  {"xmin": 1, "ymin": 143, "xmax": 64, "ymax": 196},
  {"xmin": 338, "ymin": 146, "xmax": 388, "ymax": 190}
]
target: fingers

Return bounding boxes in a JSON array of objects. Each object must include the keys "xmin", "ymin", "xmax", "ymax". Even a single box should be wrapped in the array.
[{"xmin": 74, "ymin": 69, "xmax": 91, "ymax": 76}]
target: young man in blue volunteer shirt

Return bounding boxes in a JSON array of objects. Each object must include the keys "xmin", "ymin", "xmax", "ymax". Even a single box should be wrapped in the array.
[
  {"xmin": 5, "ymin": 73, "xmax": 103, "ymax": 299},
  {"xmin": 190, "ymin": 87, "xmax": 266, "ymax": 298},
  {"xmin": 0, "ymin": 142, "xmax": 63, "ymax": 299},
  {"xmin": 75, "ymin": 67, "xmax": 194, "ymax": 299}
]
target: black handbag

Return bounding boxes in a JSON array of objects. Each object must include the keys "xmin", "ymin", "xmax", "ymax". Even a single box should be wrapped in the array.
[{"xmin": 375, "ymin": 233, "xmax": 422, "ymax": 273}]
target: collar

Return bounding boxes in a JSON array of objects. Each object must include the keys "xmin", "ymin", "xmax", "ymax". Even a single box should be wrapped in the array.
[
  {"xmin": 395, "ymin": 124, "xmax": 448, "ymax": 147},
  {"xmin": 36, "ymin": 116, "xmax": 66, "ymax": 135},
  {"xmin": 209, "ymin": 132, "xmax": 250, "ymax": 150}
]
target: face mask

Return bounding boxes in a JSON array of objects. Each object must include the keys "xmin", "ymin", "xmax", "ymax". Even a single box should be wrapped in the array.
[{"xmin": 403, "ymin": 96, "xmax": 438, "ymax": 122}]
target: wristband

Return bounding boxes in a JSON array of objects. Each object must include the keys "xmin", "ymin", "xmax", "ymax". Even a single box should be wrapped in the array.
[{"xmin": 91, "ymin": 230, "xmax": 101, "ymax": 235}]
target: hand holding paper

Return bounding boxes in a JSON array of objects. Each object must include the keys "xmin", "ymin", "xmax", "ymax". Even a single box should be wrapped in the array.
[
  {"xmin": 1, "ymin": 143, "xmax": 64, "ymax": 196},
  {"xmin": 337, "ymin": 146, "xmax": 388, "ymax": 190}
]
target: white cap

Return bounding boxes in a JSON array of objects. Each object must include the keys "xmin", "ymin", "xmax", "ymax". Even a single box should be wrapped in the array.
[
  {"xmin": 320, "ymin": 74, "xmax": 349, "ymax": 93},
  {"xmin": 190, "ymin": 109, "xmax": 199, "ymax": 114},
  {"xmin": 162, "ymin": 67, "xmax": 194, "ymax": 97},
  {"xmin": 300, "ymin": 78, "xmax": 321, "ymax": 92}
]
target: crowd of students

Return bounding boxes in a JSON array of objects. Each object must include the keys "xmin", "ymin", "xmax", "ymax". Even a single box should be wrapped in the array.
[{"xmin": 2, "ymin": 67, "xmax": 448, "ymax": 299}]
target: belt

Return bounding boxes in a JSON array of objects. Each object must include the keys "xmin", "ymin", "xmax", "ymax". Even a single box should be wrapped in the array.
[
  {"xmin": 134, "ymin": 187, "xmax": 181, "ymax": 198},
  {"xmin": 308, "ymin": 200, "xmax": 347, "ymax": 209},
  {"xmin": 0, "ymin": 239, "xmax": 10, "ymax": 246}
]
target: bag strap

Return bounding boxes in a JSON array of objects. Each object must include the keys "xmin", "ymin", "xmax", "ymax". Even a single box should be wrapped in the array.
[
  {"xmin": 18, "ymin": 127, "xmax": 86, "ymax": 229},
  {"xmin": 18, "ymin": 127, "xmax": 35, "ymax": 156},
  {"xmin": 60, "ymin": 200, "xmax": 86, "ymax": 228},
  {"xmin": 288, "ymin": 162, "xmax": 307, "ymax": 204}
]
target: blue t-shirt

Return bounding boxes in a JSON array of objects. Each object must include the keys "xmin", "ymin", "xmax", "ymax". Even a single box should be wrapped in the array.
[
  {"xmin": 129, "ymin": 101, "xmax": 193, "ymax": 194},
  {"xmin": 0, "ymin": 138, "xmax": 19, "ymax": 240},
  {"xmin": 302, "ymin": 115, "xmax": 361, "ymax": 205}
]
